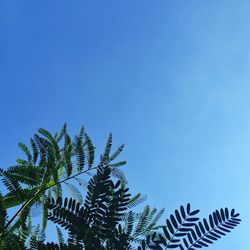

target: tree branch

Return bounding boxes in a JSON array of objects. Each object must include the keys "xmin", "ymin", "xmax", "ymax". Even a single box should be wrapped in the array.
[{"xmin": 0, "ymin": 166, "xmax": 97, "ymax": 239}]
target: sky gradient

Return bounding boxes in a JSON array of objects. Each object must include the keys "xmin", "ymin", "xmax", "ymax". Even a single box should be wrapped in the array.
[{"xmin": 1, "ymin": 1, "xmax": 249, "ymax": 249}]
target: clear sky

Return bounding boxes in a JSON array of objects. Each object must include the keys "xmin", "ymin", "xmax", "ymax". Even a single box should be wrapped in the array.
[{"xmin": 0, "ymin": 1, "xmax": 249, "ymax": 249}]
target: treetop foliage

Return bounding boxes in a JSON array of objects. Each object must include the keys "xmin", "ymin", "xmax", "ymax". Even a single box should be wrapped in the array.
[{"xmin": 0, "ymin": 124, "xmax": 241, "ymax": 249}]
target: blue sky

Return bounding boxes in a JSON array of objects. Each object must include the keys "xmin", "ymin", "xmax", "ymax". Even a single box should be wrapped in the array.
[{"xmin": 0, "ymin": 1, "xmax": 249, "ymax": 249}]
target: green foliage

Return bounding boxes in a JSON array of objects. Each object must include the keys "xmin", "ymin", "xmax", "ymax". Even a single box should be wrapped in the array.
[
  {"xmin": 0, "ymin": 168, "xmax": 23, "ymax": 200},
  {"xmin": 138, "ymin": 204, "xmax": 241, "ymax": 250},
  {"xmin": 41, "ymin": 162, "xmax": 131, "ymax": 249},
  {"xmin": 0, "ymin": 124, "xmax": 99, "ymax": 235},
  {"xmin": 33, "ymin": 167, "xmax": 241, "ymax": 250},
  {"xmin": 0, "ymin": 124, "xmax": 241, "ymax": 250}
]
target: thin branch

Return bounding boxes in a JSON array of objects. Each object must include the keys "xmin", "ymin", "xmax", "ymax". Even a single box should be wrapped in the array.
[{"xmin": 0, "ymin": 166, "xmax": 97, "ymax": 238}]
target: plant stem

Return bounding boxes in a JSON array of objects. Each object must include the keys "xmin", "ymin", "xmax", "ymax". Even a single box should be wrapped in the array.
[{"xmin": 0, "ymin": 166, "xmax": 97, "ymax": 239}]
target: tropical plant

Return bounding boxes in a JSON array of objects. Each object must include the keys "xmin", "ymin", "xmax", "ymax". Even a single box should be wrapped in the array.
[
  {"xmin": 137, "ymin": 204, "xmax": 241, "ymax": 250},
  {"xmin": 0, "ymin": 125, "xmax": 128, "ymax": 244},
  {"xmin": 31, "ymin": 163, "xmax": 241, "ymax": 250},
  {"xmin": 0, "ymin": 125, "xmax": 241, "ymax": 250}
]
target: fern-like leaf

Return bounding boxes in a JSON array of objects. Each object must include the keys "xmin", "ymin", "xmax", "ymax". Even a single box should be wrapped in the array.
[
  {"xmin": 127, "ymin": 193, "xmax": 147, "ymax": 209},
  {"xmin": 75, "ymin": 135, "xmax": 85, "ymax": 171},
  {"xmin": 0, "ymin": 168, "xmax": 23, "ymax": 199},
  {"xmin": 84, "ymin": 132, "xmax": 94, "ymax": 168},
  {"xmin": 181, "ymin": 208, "xmax": 241, "ymax": 249},
  {"xmin": 102, "ymin": 133, "xmax": 112, "ymax": 161},
  {"xmin": 56, "ymin": 226, "xmax": 65, "ymax": 245},
  {"xmin": 18, "ymin": 143, "xmax": 32, "ymax": 163},
  {"xmin": 64, "ymin": 182, "xmax": 83, "ymax": 203},
  {"xmin": 109, "ymin": 144, "xmax": 125, "ymax": 161}
]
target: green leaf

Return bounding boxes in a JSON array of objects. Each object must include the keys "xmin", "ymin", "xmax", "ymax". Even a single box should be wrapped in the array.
[
  {"xmin": 18, "ymin": 143, "xmax": 32, "ymax": 162},
  {"xmin": 127, "ymin": 193, "xmax": 147, "ymax": 209},
  {"xmin": 102, "ymin": 133, "xmax": 112, "ymax": 161},
  {"xmin": 109, "ymin": 161, "xmax": 127, "ymax": 168},
  {"xmin": 30, "ymin": 138, "xmax": 38, "ymax": 164},
  {"xmin": 56, "ymin": 123, "xmax": 67, "ymax": 143},
  {"xmin": 38, "ymin": 128, "xmax": 60, "ymax": 161},
  {"xmin": 84, "ymin": 132, "xmax": 94, "ymax": 168},
  {"xmin": 64, "ymin": 133, "xmax": 72, "ymax": 177},
  {"xmin": 75, "ymin": 136, "xmax": 85, "ymax": 171},
  {"xmin": 64, "ymin": 182, "xmax": 83, "ymax": 203},
  {"xmin": 56, "ymin": 226, "xmax": 65, "ymax": 245},
  {"xmin": 109, "ymin": 144, "xmax": 125, "ymax": 161},
  {"xmin": 0, "ymin": 168, "xmax": 23, "ymax": 200}
]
